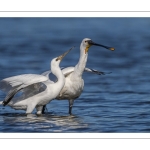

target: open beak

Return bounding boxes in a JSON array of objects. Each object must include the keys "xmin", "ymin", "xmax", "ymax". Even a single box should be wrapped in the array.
[
  {"xmin": 88, "ymin": 40, "xmax": 115, "ymax": 51},
  {"xmin": 57, "ymin": 46, "xmax": 75, "ymax": 61}
]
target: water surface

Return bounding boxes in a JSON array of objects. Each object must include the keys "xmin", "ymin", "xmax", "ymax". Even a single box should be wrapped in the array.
[{"xmin": 0, "ymin": 18, "xmax": 150, "ymax": 132}]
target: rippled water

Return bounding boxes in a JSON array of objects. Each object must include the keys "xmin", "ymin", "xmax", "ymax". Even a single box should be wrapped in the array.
[{"xmin": 0, "ymin": 18, "xmax": 150, "ymax": 132}]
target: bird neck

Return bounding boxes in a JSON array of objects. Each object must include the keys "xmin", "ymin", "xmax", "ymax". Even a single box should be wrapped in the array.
[
  {"xmin": 51, "ymin": 64, "xmax": 65, "ymax": 90},
  {"xmin": 73, "ymin": 47, "xmax": 88, "ymax": 77}
]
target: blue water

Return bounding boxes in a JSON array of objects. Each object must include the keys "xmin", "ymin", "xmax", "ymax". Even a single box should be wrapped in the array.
[{"xmin": 0, "ymin": 18, "xmax": 150, "ymax": 132}]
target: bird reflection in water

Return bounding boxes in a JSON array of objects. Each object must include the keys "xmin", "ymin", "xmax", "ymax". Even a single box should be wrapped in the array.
[{"xmin": 0, "ymin": 112, "xmax": 89, "ymax": 132}]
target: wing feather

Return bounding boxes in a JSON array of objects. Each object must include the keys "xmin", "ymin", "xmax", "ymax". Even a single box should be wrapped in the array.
[
  {"xmin": 41, "ymin": 66, "xmax": 108, "ymax": 82},
  {"xmin": 0, "ymin": 74, "xmax": 49, "ymax": 93}
]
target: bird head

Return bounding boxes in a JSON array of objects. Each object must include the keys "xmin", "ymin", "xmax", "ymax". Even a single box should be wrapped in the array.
[
  {"xmin": 81, "ymin": 38, "xmax": 115, "ymax": 54},
  {"xmin": 51, "ymin": 46, "xmax": 74, "ymax": 67}
]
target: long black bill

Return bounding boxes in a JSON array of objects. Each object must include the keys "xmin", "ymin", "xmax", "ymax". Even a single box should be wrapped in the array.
[{"xmin": 88, "ymin": 40, "xmax": 115, "ymax": 51}]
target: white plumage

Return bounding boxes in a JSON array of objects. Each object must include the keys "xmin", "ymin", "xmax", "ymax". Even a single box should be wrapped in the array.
[
  {"xmin": 0, "ymin": 38, "xmax": 114, "ymax": 115},
  {"xmin": 0, "ymin": 48, "xmax": 72, "ymax": 116},
  {"xmin": 43, "ymin": 38, "xmax": 115, "ymax": 114}
]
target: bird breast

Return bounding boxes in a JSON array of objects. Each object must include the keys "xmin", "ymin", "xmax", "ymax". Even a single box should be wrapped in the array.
[{"xmin": 56, "ymin": 75, "xmax": 84, "ymax": 100}]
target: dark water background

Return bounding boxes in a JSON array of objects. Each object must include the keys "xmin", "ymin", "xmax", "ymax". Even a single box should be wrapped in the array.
[{"xmin": 0, "ymin": 18, "xmax": 150, "ymax": 133}]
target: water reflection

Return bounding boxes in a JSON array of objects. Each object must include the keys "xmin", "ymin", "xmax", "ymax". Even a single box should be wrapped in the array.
[
  {"xmin": 0, "ymin": 18, "xmax": 150, "ymax": 132},
  {"xmin": 0, "ymin": 113, "xmax": 89, "ymax": 132}
]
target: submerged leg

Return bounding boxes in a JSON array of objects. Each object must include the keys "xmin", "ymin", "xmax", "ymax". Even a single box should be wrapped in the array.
[
  {"xmin": 42, "ymin": 105, "xmax": 46, "ymax": 114},
  {"xmin": 26, "ymin": 103, "xmax": 36, "ymax": 116},
  {"xmin": 68, "ymin": 99, "xmax": 74, "ymax": 115},
  {"xmin": 36, "ymin": 105, "xmax": 44, "ymax": 116}
]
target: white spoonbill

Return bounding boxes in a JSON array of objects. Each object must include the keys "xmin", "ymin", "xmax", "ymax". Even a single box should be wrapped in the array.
[
  {"xmin": 0, "ymin": 47, "xmax": 73, "ymax": 116},
  {"xmin": 42, "ymin": 38, "xmax": 115, "ymax": 115}
]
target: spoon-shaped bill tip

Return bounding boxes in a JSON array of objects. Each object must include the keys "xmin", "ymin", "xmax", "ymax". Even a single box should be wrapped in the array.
[
  {"xmin": 109, "ymin": 47, "xmax": 115, "ymax": 51},
  {"xmin": 89, "ymin": 41, "xmax": 115, "ymax": 51}
]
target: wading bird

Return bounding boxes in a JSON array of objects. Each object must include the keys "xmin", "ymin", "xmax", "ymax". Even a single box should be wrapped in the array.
[
  {"xmin": 0, "ymin": 48, "xmax": 73, "ymax": 116},
  {"xmin": 42, "ymin": 38, "xmax": 115, "ymax": 115}
]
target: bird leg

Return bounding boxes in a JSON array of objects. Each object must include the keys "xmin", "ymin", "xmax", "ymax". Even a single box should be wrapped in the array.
[
  {"xmin": 41, "ymin": 105, "xmax": 47, "ymax": 114},
  {"xmin": 68, "ymin": 99, "xmax": 74, "ymax": 115},
  {"xmin": 36, "ymin": 105, "xmax": 44, "ymax": 116},
  {"xmin": 26, "ymin": 103, "xmax": 36, "ymax": 116}
]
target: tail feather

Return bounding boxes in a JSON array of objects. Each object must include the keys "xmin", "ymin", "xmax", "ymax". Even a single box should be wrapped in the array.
[{"xmin": 2, "ymin": 86, "xmax": 23, "ymax": 106}]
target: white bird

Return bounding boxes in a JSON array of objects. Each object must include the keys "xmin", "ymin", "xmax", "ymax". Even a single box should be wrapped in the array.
[
  {"xmin": 0, "ymin": 48, "xmax": 73, "ymax": 116},
  {"xmin": 42, "ymin": 38, "xmax": 115, "ymax": 115}
]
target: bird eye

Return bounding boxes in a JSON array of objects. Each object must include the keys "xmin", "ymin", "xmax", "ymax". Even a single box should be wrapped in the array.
[
  {"xmin": 85, "ymin": 41, "xmax": 87, "ymax": 43},
  {"xmin": 56, "ymin": 58, "xmax": 58, "ymax": 61}
]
